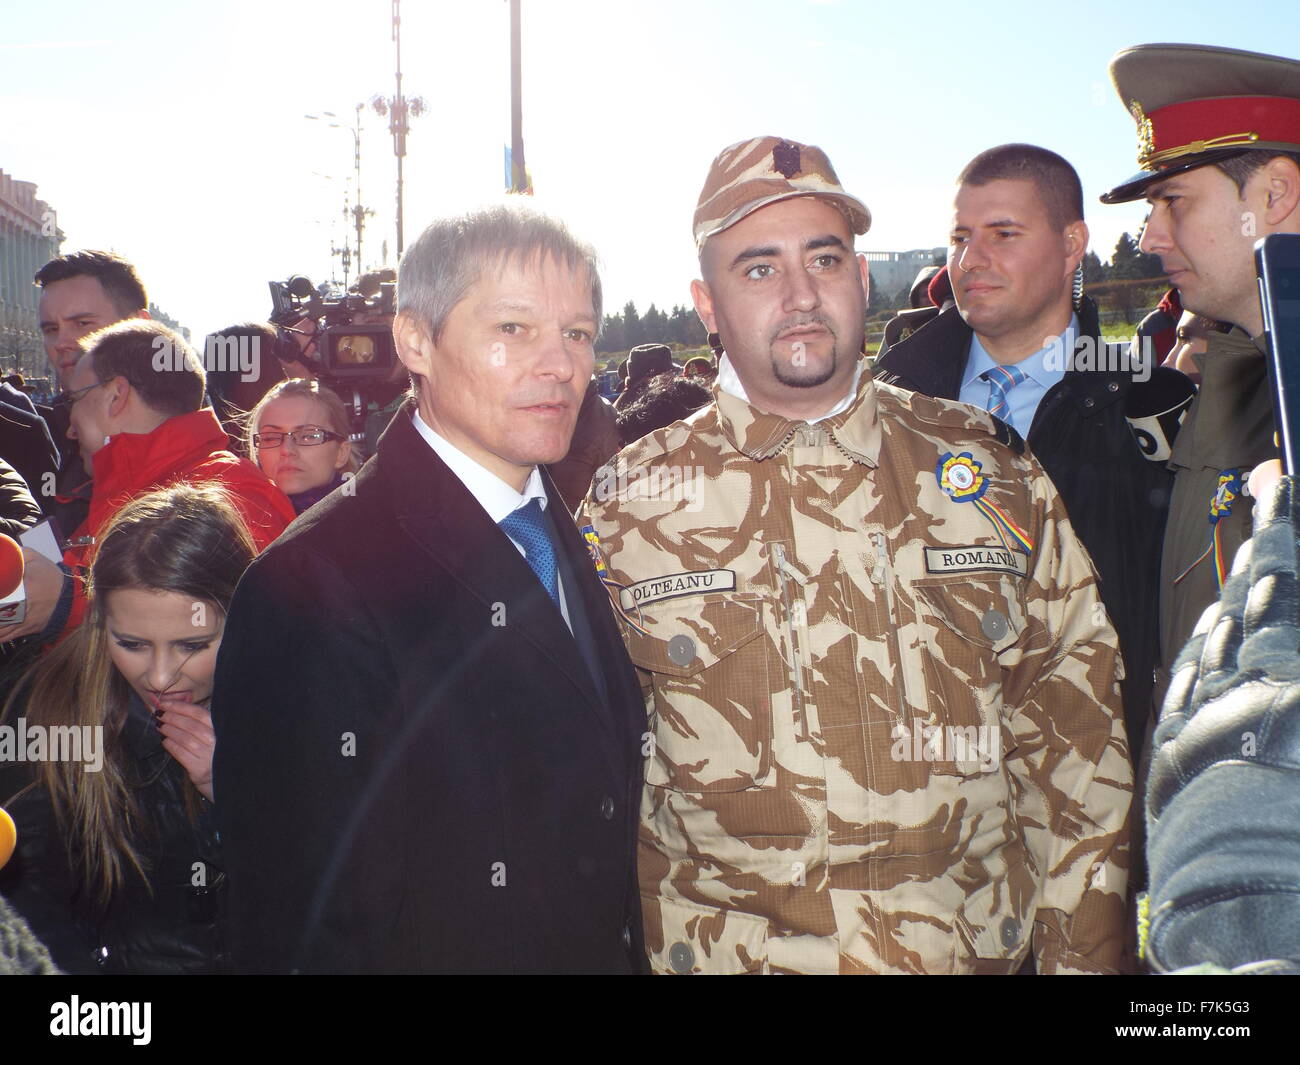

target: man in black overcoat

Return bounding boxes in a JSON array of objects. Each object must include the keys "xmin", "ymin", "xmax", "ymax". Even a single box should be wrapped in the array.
[{"xmin": 211, "ymin": 205, "xmax": 648, "ymax": 973}]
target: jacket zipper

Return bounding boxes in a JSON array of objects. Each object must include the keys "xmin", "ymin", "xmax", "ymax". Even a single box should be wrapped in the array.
[
  {"xmin": 869, "ymin": 530, "xmax": 910, "ymax": 729},
  {"xmin": 771, "ymin": 542, "xmax": 810, "ymax": 741}
]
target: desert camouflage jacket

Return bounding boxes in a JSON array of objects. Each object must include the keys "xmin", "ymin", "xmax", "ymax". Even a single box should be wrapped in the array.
[{"xmin": 578, "ymin": 365, "xmax": 1133, "ymax": 974}]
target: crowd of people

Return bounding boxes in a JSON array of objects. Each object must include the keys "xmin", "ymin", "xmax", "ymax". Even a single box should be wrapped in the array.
[{"xmin": 0, "ymin": 39, "xmax": 1297, "ymax": 975}]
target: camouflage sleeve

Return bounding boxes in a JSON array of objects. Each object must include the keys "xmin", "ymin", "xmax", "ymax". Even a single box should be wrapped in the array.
[
  {"xmin": 1003, "ymin": 470, "xmax": 1133, "ymax": 975},
  {"xmin": 575, "ymin": 493, "xmax": 654, "ymax": 705}
]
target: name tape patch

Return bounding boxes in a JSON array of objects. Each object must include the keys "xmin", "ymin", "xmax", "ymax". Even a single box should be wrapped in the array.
[
  {"xmin": 924, "ymin": 545, "xmax": 1029, "ymax": 578},
  {"xmin": 619, "ymin": 569, "xmax": 736, "ymax": 610}
]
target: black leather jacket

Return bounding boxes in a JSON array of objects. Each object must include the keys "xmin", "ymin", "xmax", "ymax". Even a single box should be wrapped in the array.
[
  {"xmin": 0, "ymin": 693, "xmax": 229, "ymax": 974},
  {"xmin": 1145, "ymin": 477, "xmax": 1300, "ymax": 973}
]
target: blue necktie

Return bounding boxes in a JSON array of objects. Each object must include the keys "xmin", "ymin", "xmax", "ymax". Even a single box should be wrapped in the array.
[
  {"xmin": 980, "ymin": 365, "xmax": 1029, "ymax": 422},
  {"xmin": 499, "ymin": 499, "xmax": 560, "ymax": 608}
]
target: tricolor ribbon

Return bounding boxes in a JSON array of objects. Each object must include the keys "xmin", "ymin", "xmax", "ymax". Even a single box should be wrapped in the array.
[
  {"xmin": 936, "ymin": 451, "xmax": 1035, "ymax": 556},
  {"xmin": 580, "ymin": 524, "xmax": 650, "ymax": 636},
  {"xmin": 1173, "ymin": 468, "xmax": 1241, "ymax": 591}
]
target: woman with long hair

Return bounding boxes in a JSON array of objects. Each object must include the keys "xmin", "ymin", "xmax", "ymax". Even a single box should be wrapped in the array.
[
  {"xmin": 248, "ymin": 378, "xmax": 357, "ymax": 513},
  {"xmin": 0, "ymin": 483, "xmax": 256, "ymax": 973}
]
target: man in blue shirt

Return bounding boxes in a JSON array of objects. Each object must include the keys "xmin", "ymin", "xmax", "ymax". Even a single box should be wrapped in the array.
[
  {"xmin": 875, "ymin": 143, "xmax": 1174, "ymax": 768},
  {"xmin": 957, "ymin": 317, "xmax": 1074, "ymax": 439}
]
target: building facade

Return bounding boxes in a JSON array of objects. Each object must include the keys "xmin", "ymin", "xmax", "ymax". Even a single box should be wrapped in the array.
[
  {"xmin": 0, "ymin": 169, "xmax": 62, "ymax": 382},
  {"xmin": 863, "ymin": 247, "xmax": 945, "ymax": 302}
]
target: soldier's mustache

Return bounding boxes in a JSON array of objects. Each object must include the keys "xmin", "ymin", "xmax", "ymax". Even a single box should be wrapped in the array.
[{"xmin": 771, "ymin": 315, "xmax": 835, "ymax": 343}]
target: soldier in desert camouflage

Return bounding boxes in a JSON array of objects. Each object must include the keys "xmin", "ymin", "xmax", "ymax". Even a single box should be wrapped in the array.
[{"xmin": 579, "ymin": 136, "xmax": 1133, "ymax": 974}]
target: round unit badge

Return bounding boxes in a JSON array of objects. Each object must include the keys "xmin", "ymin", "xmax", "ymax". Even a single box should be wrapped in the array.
[{"xmin": 936, "ymin": 452, "xmax": 988, "ymax": 503}]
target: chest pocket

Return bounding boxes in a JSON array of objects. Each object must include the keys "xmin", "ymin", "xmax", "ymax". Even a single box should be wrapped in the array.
[
  {"xmin": 624, "ymin": 593, "xmax": 773, "ymax": 793},
  {"xmin": 908, "ymin": 574, "xmax": 1027, "ymax": 777}
]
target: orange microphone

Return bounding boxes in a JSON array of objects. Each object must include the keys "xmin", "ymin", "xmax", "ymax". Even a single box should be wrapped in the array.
[
  {"xmin": 0, "ymin": 534, "xmax": 25, "ymax": 626},
  {"xmin": 0, "ymin": 807, "xmax": 15, "ymax": 871}
]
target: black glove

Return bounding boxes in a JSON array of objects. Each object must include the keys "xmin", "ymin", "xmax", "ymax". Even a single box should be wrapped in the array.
[{"xmin": 1145, "ymin": 477, "xmax": 1300, "ymax": 972}]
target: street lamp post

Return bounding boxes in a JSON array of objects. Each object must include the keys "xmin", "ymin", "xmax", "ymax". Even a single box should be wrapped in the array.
[
  {"xmin": 372, "ymin": 0, "xmax": 425, "ymax": 258},
  {"xmin": 306, "ymin": 107, "xmax": 374, "ymax": 276}
]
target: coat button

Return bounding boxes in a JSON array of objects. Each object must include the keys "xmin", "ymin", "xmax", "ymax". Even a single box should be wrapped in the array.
[
  {"xmin": 669, "ymin": 941, "xmax": 695, "ymax": 973},
  {"xmin": 1107, "ymin": 381, "xmax": 1119, "ymax": 392},
  {"xmin": 600, "ymin": 796, "xmax": 615, "ymax": 820},
  {"xmin": 622, "ymin": 923, "xmax": 633, "ymax": 948},
  {"xmin": 1083, "ymin": 397, "xmax": 1095, "ymax": 408},
  {"xmin": 1000, "ymin": 917, "xmax": 1020, "ymax": 949},
  {"xmin": 667, "ymin": 635, "xmax": 696, "ymax": 667},
  {"xmin": 981, "ymin": 609, "xmax": 1009, "ymax": 641}
]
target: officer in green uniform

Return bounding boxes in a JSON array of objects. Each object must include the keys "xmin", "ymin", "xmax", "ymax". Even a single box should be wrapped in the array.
[{"xmin": 1101, "ymin": 43, "xmax": 1300, "ymax": 706}]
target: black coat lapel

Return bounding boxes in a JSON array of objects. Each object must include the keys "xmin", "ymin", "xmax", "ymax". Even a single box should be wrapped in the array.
[
  {"xmin": 873, "ymin": 307, "xmax": 970, "ymax": 400},
  {"xmin": 377, "ymin": 406, "xmax": 618, "ymax": 748},
  {"xmin": 546, "ymin": 475, "xmax": 647, "ymax": 749},
  {"xmin": 545, "ymin": 478, "xmax": 608, "ymax": 709}
]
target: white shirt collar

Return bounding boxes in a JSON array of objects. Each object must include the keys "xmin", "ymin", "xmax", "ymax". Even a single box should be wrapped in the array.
[
  {"xmin": 715, "ymin": 353, "xmax": 864, "ymax": 424},
  {"xmin": 410, "ymin": 408, "xmax": 547, "ymax": 523}
]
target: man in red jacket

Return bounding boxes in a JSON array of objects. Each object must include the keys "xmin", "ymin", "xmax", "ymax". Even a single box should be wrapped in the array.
[{"xmin": 0, "ymin": 319, "xmax": 295, "ymax": 645}]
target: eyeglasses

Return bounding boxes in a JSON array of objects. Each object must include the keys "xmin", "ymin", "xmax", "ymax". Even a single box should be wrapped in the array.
[
  {"xmin": 52, "ymin": 379, "xmax": 108, "ymax": 410},
  {"xmin": 253, "ymin": 427, "xmax": 344, "ymax": 449}
]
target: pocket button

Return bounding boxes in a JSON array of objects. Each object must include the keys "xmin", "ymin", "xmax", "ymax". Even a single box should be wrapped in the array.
[
  {"xmin": 999, "ymin": 917, "xmax": 1019, "ymax": 949},
  {"xmin": 669, "ymin": 941, "xmax": 696, "ymax": 973},
  {"xmin": 667, "ymin": 635, "xmax": 697, "ymax": 667},
  {"xmin": 981, "ymin": 609, "xmax": 1009, "ymax": 641}
]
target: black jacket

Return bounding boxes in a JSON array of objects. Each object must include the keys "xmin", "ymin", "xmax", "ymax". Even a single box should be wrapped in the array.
[
  {"xmin": 874, "ymin": 298, "xmax": 1174, "ymax": 758},
  {"xmin": 0, "ymin": 694, "xmax": 228, "ymax": 974},
  {"xmin": 211, "ymin": 402, "xmax": 648, "ymax": 974},
  {"xmin": 0, "ymin": 456, "xmax": 41, "ymax": 539},
  {"xmin": 0, "ymin": 399, "xmax": 57, "ymax": 515}
]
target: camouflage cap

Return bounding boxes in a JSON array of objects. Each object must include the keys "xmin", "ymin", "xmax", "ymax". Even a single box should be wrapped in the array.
[
  {"xmin": 693, "ymin": 136, "xmax": 871, "ymax": 249},
  {"xmin": 1101, "ymin": 43, "xmax": 1300, "ymax": 204}
]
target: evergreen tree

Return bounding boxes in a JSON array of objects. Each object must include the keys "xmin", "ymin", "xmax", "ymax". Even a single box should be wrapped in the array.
[
  {"xmin": 642, "ymin": 303, "xmax": 668, "ymax": 344},
  {"xmin": 597, "ymin": 311, "xmax": 624, "ymax": 353},
  {"xmin": 1136, "ymin": 246, "xmax": 1167, "ymax": 279},
  {"xmin": 670, "ymin": 304, "xmax": 705, "ymax": 347},
  {"xmin": 1082, "ymin": 250, "xmax": 1107, "ymax": 283},
  {"xmin": 622, "ymin": 300, "xmax": 642, "ymax": 348},
  {"xmin": 1110, "ymin": 232, "xmax": 1145, "ymax": 280}
]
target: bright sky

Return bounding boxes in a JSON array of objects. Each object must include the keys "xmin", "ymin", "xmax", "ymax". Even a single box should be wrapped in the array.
[{"xmin": 3, "ymin": 0, "xmax": 1298, "ymax": 342}]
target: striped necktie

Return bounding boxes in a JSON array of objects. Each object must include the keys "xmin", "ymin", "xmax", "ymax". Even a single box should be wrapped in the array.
[
  {"xmin": 499, "ymin": 498, "xmax": 560, "ymax": 608},
  {"xmin": 980, "ymin": 365, "xmax": 1029, "ymax": 422}
]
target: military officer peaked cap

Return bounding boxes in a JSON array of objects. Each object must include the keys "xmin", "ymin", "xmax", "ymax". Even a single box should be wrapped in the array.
[{"xmin": 1101, "ymin": 43, "xmax": 1300, "ymax": 204}]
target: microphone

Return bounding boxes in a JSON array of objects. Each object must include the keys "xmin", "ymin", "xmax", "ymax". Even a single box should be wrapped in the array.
[
  {"xmin": 0, "ymin": 534, "xmax": 27, "ymax": 625},
  {"xmin": 1126, "ymin": 366, "xmax": 1197, "ymax": 463},
  {"xmin": 0, "ymin": 807, "xmax": 14, "ymax": 871}
]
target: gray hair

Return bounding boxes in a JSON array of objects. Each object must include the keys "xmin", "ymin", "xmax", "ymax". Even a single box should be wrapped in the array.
[{"xmin": 397, "ymin": 203, "xmax": 602, "ymax": 340}]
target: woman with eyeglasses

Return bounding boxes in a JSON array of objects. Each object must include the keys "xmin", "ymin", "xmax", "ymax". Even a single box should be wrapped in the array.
[
  {"xmin": 0, "ymin": 483, "xmax": 255, "ymax": 973},
  {"xmin": 248, "ymin": 378, "xmax": 357, "ymax": 513}
]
